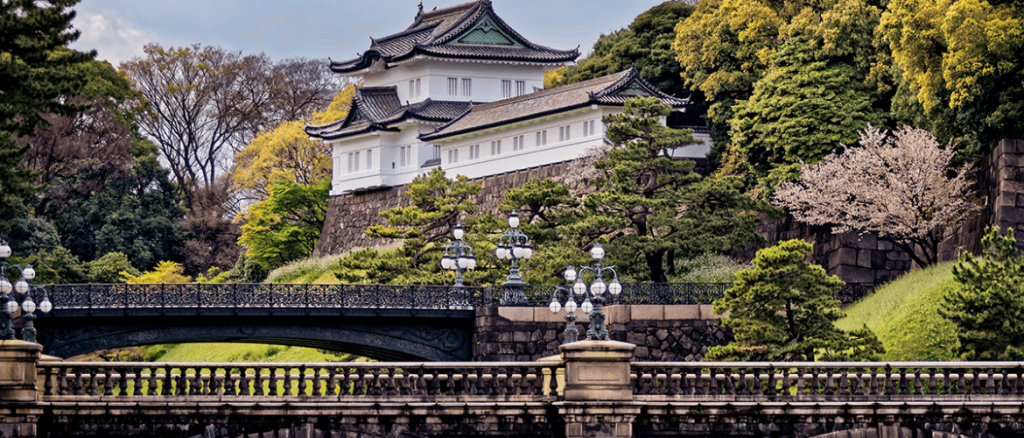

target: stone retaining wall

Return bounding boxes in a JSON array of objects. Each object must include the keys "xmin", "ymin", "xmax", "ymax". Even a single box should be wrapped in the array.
[{"xmin": 472, "ymin": 305, "xmax": 731, "ymax": 362}]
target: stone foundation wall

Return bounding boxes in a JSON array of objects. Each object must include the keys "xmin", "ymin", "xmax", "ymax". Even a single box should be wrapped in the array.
[
  {"xmin": 313, "ymin": 161, "xmax": 588, "ymax": 257},
  {"xmin": 472, "ymin": 305, "xmax": 731, "ymax": 362},
  {"xmin": 732, "ymin": 139, "xmax": 1024, "ymax": 284}
]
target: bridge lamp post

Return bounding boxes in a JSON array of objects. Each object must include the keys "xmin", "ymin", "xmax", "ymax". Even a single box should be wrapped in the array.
[
  {"xmin": 440, "ymin": 222, "xmax": 477, "ymax": 288},
  {"xmin": 562, "ymin": 243, "xmax": 622, "ymax": 341},
  {"xmin": 0, "ymin": 239, "xmax": 52, "ymax": 342},
  {"xmin": 548, "ymin": 286, "xmax": 579, "ymax": 343},
  {"xmin": 495, "ymin": 210, "xmax": 533, "ymax": 305}
]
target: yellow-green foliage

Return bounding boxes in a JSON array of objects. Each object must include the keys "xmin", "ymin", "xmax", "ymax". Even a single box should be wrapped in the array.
[
  {"xmin": 837, "ymin": 261, "xmax": 960, "ymax": 360},
  {"xmin": 147, "ymin": 343, "xmax": 366, "ymax": 363},
  {"xmin": 122, "ymin": 261, "xmax": 192, "ymax": 283},
  {"xmin": 265, "ymin": 253, "xmax": 347, "ymax": 284}
]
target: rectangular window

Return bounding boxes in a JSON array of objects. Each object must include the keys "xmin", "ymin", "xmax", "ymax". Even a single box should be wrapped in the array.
[
  {"xmin": 408, "ymin": 146, "xmax": 413, "ymax": 166},
  {"xmin": 589, "ymin": 120, "xmax": 596, "ymax": 137},
  {"xmin": 462, "ymin": 78, "xmax": 472, "ymax": 96},
  {"xmin": 513, "ymin": 136, "xmax": 519, "ymax": 151},
  {"xmin": 354, "ymin": 152, "xmax": 360, "ymax": 172},
  {"xmin": 434, "ymin": 145, "xmax": 441, "ymax": 159},
  {"xmin": 333, "ymin": 156, "xmax": 341, "ymax": 179},
  {"xmin": 559, "ymin": 126, "xmax": 564, "ymax": 142},
  {"xmin": 367, "ymin": 149, "xmax": 372, "ymax": 169},
  {"xmin": 447, "ymin": 150, "xmax": 453, "ymax": 164},
  {"xmin": 564, "ymin": 125, "xmax": 570, "ymax": 141},
  {"xmin": 347, "ymin": 153, "xmax": 353, "ymax": 173},
  {"xmin": 448, "ymin": 78, "xmax": 458, "ymax": 96},
  {"xmin": 469, "ymin": 144, "xmax": 480, "ymax": 159},
  {"xmin": 513, "ymin": 135, "xmax": 524, "ymax": 151},
  {"xmin": 491, "ymin": 140, "xmax": 502, "ymax": 155},
  {"xmin": 408, "ymin": 80, "xmax": 414, "ymax": 99},
  {"xmin": 583, "ymin": 121, "xmax": 589, "ymax": 137},
  {"xmin": 540, "ymin": 130, "xmax": 547, "ymax": 145},
  {"xmin": 415, "ymin": 78, "xmax": 421, "ymax": 97},
  {"xmin": 400, "ymin": 147, "xmax": 406, "ymax": 167},
  {"xmin": 516, "ymin": 80, "xmax": 525, "ymax": 96},
  {"xmin": 454, "ymin": 149, "xmax": 458, "ymax": 162},
  {"xmin": 501, "ymin": 80, "xmax": 512, "ymax": 98}
]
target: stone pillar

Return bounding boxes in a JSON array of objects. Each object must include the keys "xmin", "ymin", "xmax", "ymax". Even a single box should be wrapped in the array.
[
  {"xmin": 557, "ymin": 340, "xmax": 641, "ymax": 438},
  {"xmin": 0, "ymin": 340, "xmax": 43, "ymax": 438}
]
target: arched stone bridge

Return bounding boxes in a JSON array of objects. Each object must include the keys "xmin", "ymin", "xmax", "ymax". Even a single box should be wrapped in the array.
[
  {"xmin": 27, "ymin": 283, "xmax": 738, "ymax": 362},
  {"xmin": 2, "ymin": 339, "xmax": 1024, "ymax": 438}
]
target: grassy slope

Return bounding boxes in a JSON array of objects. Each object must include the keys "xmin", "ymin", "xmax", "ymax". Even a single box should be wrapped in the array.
[
  {"xmin": 836, "ymin": 261, "xmax": 960, "ymax": 361},
  {"xmin": 146, "ymin": 343, "xmax": 365, "ymax": 363}
]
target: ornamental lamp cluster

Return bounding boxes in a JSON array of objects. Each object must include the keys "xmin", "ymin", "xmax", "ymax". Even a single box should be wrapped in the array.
[
  {"xmin": 0, "ymin": 239, "xmax": 52, "ymax": 343},
  {"xmin": 496, "ymin": 210, "xmax": 533, "ymax": 305},
  {"xmin": 551, "ymin": 243, "xmax": 621, "ymax": 341},
  {"xmin": 439, "ymin": 223, "xmax": 477, "ymax": 288}
]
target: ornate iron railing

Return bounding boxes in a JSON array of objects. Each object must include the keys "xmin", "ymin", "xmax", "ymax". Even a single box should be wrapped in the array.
[
  {"xmin": 631, "ymin": 362, "xmax": 1024, "ymax": 400},
  {"xmin": 40, "ymin": 282, "xmax": 874, "ymax": 310},
  {"xmin": 44, "ymin": 283, "xmax": 483, "ymax": 310},
  {"xmin": 37, "ymin": 361, "xmax": 562, "ymax": 400}
]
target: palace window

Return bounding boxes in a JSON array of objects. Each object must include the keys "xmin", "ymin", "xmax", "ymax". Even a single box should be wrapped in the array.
[
  {"xmin": 491, "ymin": 140, "xmax": 502, "ymax": 155},
  {"xmin": 408, "ymin": 80, "xmax": 414, "ymax": 99},
  {"xmin": 407, "ymin": 146, "xmax": 413, "ymax": 166},
  {"xmin": 415, "ymin": 78, "xmax": 421, "ymax": 97},
  {"xmin": 558, "ymin": 125, "xmax": 570, "ymax": 142},
  {"xmin": 334, "ymin": 156, "xmax": 341, "ymax": 179},
  {"xmin": 462, "ymin": 78, "xmax": 472, "ymax": 96},
  {"xmin": 354, "ymin": 152, "xmax": 360, "ymax": 172},
  {"xmin": 367, "ymin": 150, "xmax": 373, "ymax": 169},
  {"xmin": 469, "ymin": 144, "xmax": 480, "ymax": 159},
  {"xmin": 448, "ymin": 149, "xmax": 459, "ymax": 164},
  {"xmin": 347, "ymin": 153, "xmax": 353, "ymax": 173},
  {"xmin": 448, "ymin": 78, "xmax": 458, "ymax": 96},
  {"xmin": 516, "ymin": 80, "xmax": 525, "ymax": 96},
  {"xmin": 501, "ymin": 80, "xmax": 512, "ymax": 98},
  {"xmin": 536, "ymin": 130, "xmax": 547, "ymax": 146},
  {"xmin": 513, "ymin": 135, "xmax": 525, "ymax": 151}
]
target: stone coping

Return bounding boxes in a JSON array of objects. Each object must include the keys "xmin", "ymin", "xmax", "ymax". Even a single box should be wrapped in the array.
[{"xmin": 495, "ymin": 304, "xmax": 724, "ymax": 323}]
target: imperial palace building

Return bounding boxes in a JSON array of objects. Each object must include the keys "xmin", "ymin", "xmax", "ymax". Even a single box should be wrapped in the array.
[{"xmin": 306, "ymin": 0, "xmax": 709, "ymax": 196}]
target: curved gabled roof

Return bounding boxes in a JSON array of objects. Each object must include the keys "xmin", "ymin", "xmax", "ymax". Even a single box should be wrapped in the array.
[
  {"xmin": 305, "ymin": 86, "xmax": 471, "ymax": 141},
  {"xmin": 330, "ymin": 0, "xmax": 579, "ymax": 75},
  {"xmin": 419, "ymin": 68, "xmax": 690, "ymax": 141}
]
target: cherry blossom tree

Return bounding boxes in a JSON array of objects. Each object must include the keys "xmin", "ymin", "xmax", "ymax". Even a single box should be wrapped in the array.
[{"xmin": 774, "ymin": 125, "xmax": 979, "ymax": 268}]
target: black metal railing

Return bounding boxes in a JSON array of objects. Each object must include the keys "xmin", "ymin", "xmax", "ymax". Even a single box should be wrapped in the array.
[{"xmin": 39, "ymin": 282, "xmax": 874, "ymax": 311}]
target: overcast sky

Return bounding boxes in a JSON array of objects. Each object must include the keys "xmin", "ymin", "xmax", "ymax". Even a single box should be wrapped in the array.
[{"xmin": 69, "ymin": 0, "xmax": 670, "ymax": 68}]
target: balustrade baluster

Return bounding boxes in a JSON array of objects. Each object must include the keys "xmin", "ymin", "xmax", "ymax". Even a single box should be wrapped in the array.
[
  {"xmin": 427, "ymin": 368, "xmax": 440, "ymax": 396},
  {"xmin": 298, "ymin": 365, "xmax": 308, "ymax": 396},
  {"xmin": 88, "ymin": 367, "xmax": 100, "ymax": 396},
  {"xmin": 985, "ymin": 368, "xmax": 995, "ymax": 395},
  {"xmin": 547, "ymin": 366, "xmax": 559, "ymax": 397},
  {"xmin": 162, "ymin": 365, "xmax": 173, "ymax": 396},
  {"xmin": 354, "ymin": 368, "xmax": 368, "ymax": 396},
  {"xmin": 312, "ymin": 367, "xmax": 323, "ymax": 396},
  {"xmin": 326, "ymin": 368, "xmax": 338, "ymax": 397},
  {"xmin": 216, "ymin": 367, "xmax": 227, "ymax": 396},
  {"xmin": 342, "ymin": 367, "xmax": 354, "ymax": 397},
  {"xmin": 927, "ymin": 368, "xmax": 937, "ymax": 395},
  {"xmin": 824, "ymin": 368, "xmax": 835, "ymax": 396},
  {"xmin": 269, "ymin": 367, "xmax": 279, "ymax": 396},
  {"xmin": 283, "ymin": 366, "xmax": 294, "ymax": 396},
  {"xmin": 954, "ymin": 368, "xmax": 964, "ymax": 395},
  {"xmin": 853, "ymin": 369, "xmax": 864, "ymax": 396},
  {"xmin": 764, "ymin": 367, "xmax": 776, "ymax": 397},
  {"xmin": 897, "ymin": 368, "xmax": 908, "ymax": 395},
  {"xmin": 495, "ymin": 367, "xmax": 507, "ymax": 397},
  {"xmin": 444, "ymin": 368, "xmax": 456, "ymax": 396},
  {"xmin": 810, "ymin": 368, "xmax": 821, "ymax": 396},
  {"xmin": 201, "ymin": 368, "xmax": 212, "ymax": 395},
  {"xmin": 753, "ymin": 369, "xmax": 763, "ymax": 396},
  {"xmin": 882, "ymin": 366, "xmax": 893, "ymax": 395},
  {"xmin": 371, "ymin": 368, "xmax": 384, "ymax": 396},
  {"xmin": 838, "ymin": 368, "xmax": 850, "ymax": 396},
  {"xmin": 102, "ymin": 367, "xmax": 114, "ymax": 396},
  {"xmin": 796, "ymin": 370, "xmax": 806, "ymax": 396},
  {"xmin": 1016, "ymin": 367, "xmax": 1023, "ymax": 396},
  {"xmin": 56, "ymin": 366, "xmax": 69, "ymax": 396},
  {"xmin": 668, "ymin": 367, "xmax": 682, "ymax": 396},
  {"xmin": 913, "ymin": 368, "xmax": 923, "ymax": 395},
  {"xmin": 971, "ymin": 367, "xmax": 982, "ymax": 394},
  {"xmin": 414, "ymin": 366, "xmax": 426, "ymax": 396},
  {"xmin": 780, "ymin": 369, "xmax": 791, "ymax": 398},
  {"xmin": 254, "ymin": 367, "xmax": 265, "ymax": 396}
]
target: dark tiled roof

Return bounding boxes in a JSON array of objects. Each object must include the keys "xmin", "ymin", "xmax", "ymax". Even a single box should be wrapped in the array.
[
  {"xmin": 330, "ymin": 0, "xmax": 578, "ymax": 74},
  {"xmin": 420, "ymin": 68, "xmax": 690, "ymax": 141},
  {"xmin": 305, "ymin": 87, "xmax": 470, "ymax": 141}
]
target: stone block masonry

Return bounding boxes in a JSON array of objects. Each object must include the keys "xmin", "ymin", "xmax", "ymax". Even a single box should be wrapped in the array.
[
  {"xmin": 472, "ymin": 304, "xmax": 731, "ymax": 362},
  {"xmin": 313, "ymin": 161, "xmax": 587, "ymax": 257}
]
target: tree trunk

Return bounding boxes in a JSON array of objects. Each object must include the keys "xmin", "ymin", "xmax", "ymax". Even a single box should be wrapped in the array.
[{"xmin": 645, "ymin": 249, "xmax": 668, "ymax": 283}]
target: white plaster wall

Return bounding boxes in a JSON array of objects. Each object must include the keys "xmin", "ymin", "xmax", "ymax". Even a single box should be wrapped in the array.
[
  {"xmin": 327, "ymin": 122, "xmax": 447, "ymax": 195},
  {"xmin": 437, "ymin": 109, "xmax": 607, "ymax": 180},
  {"xmin": 669, "ymin": 131, "xmax": 713, "ymax": 159},
  {"xmin": 360, "ymin": 60, "xmax": 547, "ymax": 104}
]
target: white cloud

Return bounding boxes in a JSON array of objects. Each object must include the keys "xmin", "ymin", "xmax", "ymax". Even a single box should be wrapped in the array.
[
  {"xmin": 238, "ymin": 13, "xmax": 375, "ymax": 50},
  {"xmin": 70, "ymin": 12, "xmax": 152, "ymax": 68}
]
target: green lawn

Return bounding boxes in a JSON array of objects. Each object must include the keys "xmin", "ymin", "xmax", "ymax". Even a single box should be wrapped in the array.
[
  {"xmin": 836, "ymin": 261, "xmax": 961, "ymax": 361},
  {"xmin": 141, "ymin": 343, "xmax": 366, "ymax": 363}
]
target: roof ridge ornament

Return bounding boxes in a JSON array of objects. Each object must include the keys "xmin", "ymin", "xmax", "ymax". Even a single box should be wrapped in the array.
[{"xmin": 417, "ymin": 1, "xmax": 424, "ymax": 18}]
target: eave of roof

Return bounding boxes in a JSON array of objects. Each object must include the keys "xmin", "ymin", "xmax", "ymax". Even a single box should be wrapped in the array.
[
  {"xmin": 419, "ymin": 68, "xmax": 689, "ymax": 141},
  {"xmin": 329, "ymin": 0, "xmax": 579, "ymax": 75},
  {"xmin": 305, "ymin": 87, "xmax": 471, "ymax": 141}
]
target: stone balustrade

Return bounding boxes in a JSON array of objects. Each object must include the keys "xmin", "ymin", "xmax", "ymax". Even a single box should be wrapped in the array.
[
  {"xmin": 631, "ymin": 362, "xmax": 1024, "ymax": 400},
  {"xmin": 37, "ymin": 361, "xmax": 560, "ymax": 400}
]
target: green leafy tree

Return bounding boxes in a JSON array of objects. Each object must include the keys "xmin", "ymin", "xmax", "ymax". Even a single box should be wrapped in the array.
[
  {"xmin": 85, "ymin": 252, "xmax": 140, "ymax": 283},
  {"xmin": 709, "ymin": 239, "xmax": 884, "ymax": 361},
  {"xmin": 238, "ymin": 177, "xmax": 330, "ymax": 271},
  {"xmin": 731, "ymin": 32, "xmax": 885, "ymax": 188},
  {"xmin": 576, "ymin": 97, "xmax": 764, "ymax": 283},
  {"xmin": 0, "ymin": 216, "xmax": 60, "ymax": 255},
  {"xmin": 14, "ymin": 247, "xmax": 87, "ymax": 284},
  {"xmin": 880, "ymin": 0, "xmax": 1024, "ymax": 161},
  {"xmin": 0, "ymin": 0, "xmax": 94, "ymax": 218},
  {"xmin": 944, "ymin": 227, "xmax": 1024, "ymax": 360},
  {"xmin": 122, "ymin": 261, "xmax": 191, "ymax": 284},
  {"xmin": 366, "ymin": 169, "xmax": 481, "ymax": 268}
]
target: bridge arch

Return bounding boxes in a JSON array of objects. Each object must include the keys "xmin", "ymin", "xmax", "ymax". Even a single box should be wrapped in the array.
[
  {"xmin": 807, "ymin": 427, "xmax": 979, "ymax": 438},
  {"xmin": 35, "ymin": 313, "xmax": 473, "ymax": 361}
]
